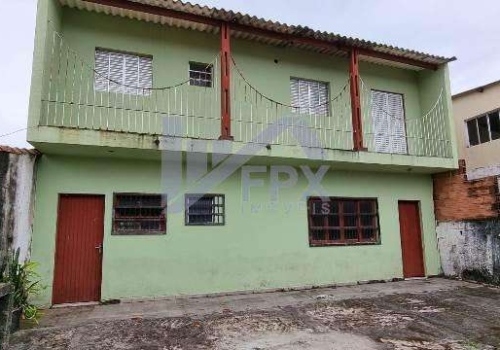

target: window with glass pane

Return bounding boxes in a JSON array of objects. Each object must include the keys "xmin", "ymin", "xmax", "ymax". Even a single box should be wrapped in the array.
[
  {"xmin": 94, "ymin": 49, "xmax": 153, "ymax": 96},
  {"xmin": 185, "ymin": 194, "xmax": 225, "ymax": 225},
  {"xmin": 189, "ymin": 62, "xmax": 213, "ymax": 87},
  {"xmin": 113, "ymin": 194, "xmax": 166, "ymax": 235},
  {"xmin": 466, "ymin": 110, "xmax": 500, "ymax": 146},
  {"xmin": 466, "ymin": 119, "xmax": 479, "ymax": 146},
  {"xmin": 477, "ymin": 115, "xmax": 490, "ymax": 143},
  {"xmin": 307, "ymin": 197, "xmax": 379, "ymax": 246},
  {"xmin": 488, "ymin": 111, "xmax": 500, "ymax": 140},
  {"xmin": 290, "ymin": 78, "xmax": 329, "ymax": 116}
]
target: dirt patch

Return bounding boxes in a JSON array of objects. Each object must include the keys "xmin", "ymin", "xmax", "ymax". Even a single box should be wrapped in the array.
[{"xmin": 10, "ymin": 285, "xmax": 500, "ymax": 349}]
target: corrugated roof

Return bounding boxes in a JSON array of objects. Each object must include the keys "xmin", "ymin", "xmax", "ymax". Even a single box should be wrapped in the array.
[
  {"xmin": 0, "ymin": 145, "xmax": 39, "ymax": 155},
  {"xmin": 65, "ymin": 0, "xmax": 455, "ymax": 69}
]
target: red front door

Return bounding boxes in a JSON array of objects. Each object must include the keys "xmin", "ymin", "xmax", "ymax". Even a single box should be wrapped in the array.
[
  {"xmin": 52, "ymin": 194, "xmax": 105, "ymax": 304},
  {"xmin": 398, "ymin": 201, "xmax": 425, "ymax": 278}
]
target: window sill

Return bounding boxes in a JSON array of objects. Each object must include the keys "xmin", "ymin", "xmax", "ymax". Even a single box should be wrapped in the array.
[
  {"xmin": 111, "ymin": 231, "xmax": 166, "ymax": 236},
  {"xmin": 309, "ymin": 241, "xmax": 380, "ymax": 247}
]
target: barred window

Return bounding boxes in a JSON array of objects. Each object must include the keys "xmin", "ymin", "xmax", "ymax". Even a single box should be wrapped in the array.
[
  {"xmin": 113, "ymin": 194, "xmax": 166, "ymax": 235},
  {"xmin": 307, "ymin": 197, "xmax": 379, "ymax": 246},
  {"xmin": 189, "ymin": 62, "xmax": 213, "ymax": 87},
  {"xmin": 185, "ymin": 194, "xmax": 225, "ymax": 225}
]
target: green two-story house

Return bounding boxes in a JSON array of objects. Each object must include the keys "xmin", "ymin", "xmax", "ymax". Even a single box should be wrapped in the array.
[{"xmin": 28, "ymin": 0, "xmax": 457, "ymax": 306}]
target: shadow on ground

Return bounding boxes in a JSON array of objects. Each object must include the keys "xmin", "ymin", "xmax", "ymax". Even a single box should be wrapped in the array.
[{"xmin": 9, "ymin": 280, "xmax": 500, "ymax": 349}]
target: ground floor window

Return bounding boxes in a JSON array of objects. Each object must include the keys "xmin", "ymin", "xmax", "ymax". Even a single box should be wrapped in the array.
[
  {"xmin": 112, "ymin": 193, "xmax": 166, "ymax": 235},
  {"xmin": 185, "ymin": 194, "xmax": 225, "ymax": 225},
  {"xmin": 307, "ymin": 197, "xmax": 379, "ymax": 246}
]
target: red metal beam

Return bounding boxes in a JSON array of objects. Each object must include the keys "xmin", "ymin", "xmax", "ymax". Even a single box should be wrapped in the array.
[
  {"xmin": 82, "ymin": 0, "xmax": 440, "ymax": 70},
  {"xmin": 219, "ymin": 22, "xmax": 232, "ymax": 140},
  {"xmin": 349, "ymin": 48, "xmax": 365, "ymax": 151},
  {"xmin": 357, "ymin": 49, "xmax": 438, "ymax": 71}
]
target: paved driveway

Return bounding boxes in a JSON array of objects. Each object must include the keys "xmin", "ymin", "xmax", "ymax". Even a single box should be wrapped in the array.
[{"xmin": 9, "ymin": 278, "xmax": 500, "ymax": 349}]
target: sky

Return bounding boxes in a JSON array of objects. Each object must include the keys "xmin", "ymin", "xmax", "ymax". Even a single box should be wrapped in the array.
[{"xmin": 1, "ymin": 0, "xmax": 500, "ymax": 147}]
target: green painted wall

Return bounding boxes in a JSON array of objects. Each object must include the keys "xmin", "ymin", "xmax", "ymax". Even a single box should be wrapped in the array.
[
  {"xmin": 31, "ymin": 154, "xmax": 441, "ymax": 305},
  {"xmin": 28, "ymin": 2, "xmax": 456, "ymax": 164}
]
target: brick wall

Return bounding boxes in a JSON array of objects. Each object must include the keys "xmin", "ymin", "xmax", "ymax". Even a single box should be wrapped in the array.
[{"xmin": 433, "ymin": 160, "xmax": 500, "ymax": 221}]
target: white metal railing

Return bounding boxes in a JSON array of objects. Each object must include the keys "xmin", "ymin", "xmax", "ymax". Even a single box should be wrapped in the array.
[
  {"xmin": 40, "ymin": 29, "xmax": 221, "ymax": 140},
  {"xmin": 230, "ymin": 57, "xmax": 353, "ymax": 150},
  {"xmin": 39, "ymin": 28, "xmax": 452, "ymax": 158}
]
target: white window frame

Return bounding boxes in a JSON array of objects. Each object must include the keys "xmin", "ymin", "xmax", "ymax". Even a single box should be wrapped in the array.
[
  {"xmin": 370, "ymin": 89, "xmax": 407, "ymax": 154},
  {"xmin": 189, "ymin": 61, "xmax": 213, "ymax": 88},
  {"xmin": 290, "ymin": 77, "xmax": 330, "ymax": 116},
  {"xmin": 464, "ymin": 109, "xmax": 500, "ymax": 147},
  {"xmin": 94, "ymin": 48, "xmax": 153, "ymax": 96}
]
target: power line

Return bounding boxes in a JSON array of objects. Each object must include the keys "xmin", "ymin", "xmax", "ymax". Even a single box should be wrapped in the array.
[{"xmin": 0, "ymin": 127, "xmax": 27, "ymax": 139}]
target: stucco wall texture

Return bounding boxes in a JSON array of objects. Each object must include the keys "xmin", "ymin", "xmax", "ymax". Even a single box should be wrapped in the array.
[
  {"xmin": 0, "ymin": 148, "xmax": 38, "ymax": 264},
  {"xmin": 30, "ymin": 154, "xmax": 441, "ymax": 306},
  {"xmin": 453, "ymin": 82, "xmax": 500, "ymax": 172}
]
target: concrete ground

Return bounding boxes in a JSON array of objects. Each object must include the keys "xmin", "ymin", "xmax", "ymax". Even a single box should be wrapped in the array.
[{"xmin": 9, "ymin": 278, "xmax": 500, "ymax": 349}]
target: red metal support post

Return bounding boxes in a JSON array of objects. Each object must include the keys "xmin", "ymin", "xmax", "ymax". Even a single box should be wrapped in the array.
[
  {"xmin": 219, "ymin": 22, "xmax": 233, "ymax": 140},
  {"xmin": 349, "ymin": 48, "xmax": 365, "ymax": 151}
]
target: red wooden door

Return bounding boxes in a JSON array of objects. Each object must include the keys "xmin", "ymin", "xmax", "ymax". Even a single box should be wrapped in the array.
[
  {"xmin": 52, "ymin": 195, "xmax": 105, "ymax": 304},
  {"xmin": 398, "ymin": 201, "xmax": 425, "ymax": 278}
]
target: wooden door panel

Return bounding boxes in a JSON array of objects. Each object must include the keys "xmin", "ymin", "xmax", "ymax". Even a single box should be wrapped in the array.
[
  {"xmin": 52, "ymin": 195, "xmax": 104, "ymax": 304},
  {"xmin": 398, "ymin": 201, "xmax": 425, "ymax": 278}
]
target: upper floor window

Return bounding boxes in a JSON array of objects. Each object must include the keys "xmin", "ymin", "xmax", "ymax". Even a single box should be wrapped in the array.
[
  {"xmin": 112, "ymin": 193, "xmax": 166, "ymax": 235},
  {"xmin": 371, "ymin": 90, "xmax": 407, "ymax": 154},
  {"xmin": 290, "ymin": 78, "xmax": 329, "ymax": 116},
  {"xmin": 94, "ymin": 48, "xmax": 153, "ymax": 96},
  {"xmin": 466, "ymin": 110, "xmax": 500, "ymax": 146},
  {"xmin": 308, "ymin": 197, "xmax": 380, "ymax": 246},
  {"xmin": 189, "ymin": 62, "xmax": 213, "ymax": 87},
  {"xmin": 185, "ymin": 194, "xmax": 225, "ymax": 225}
]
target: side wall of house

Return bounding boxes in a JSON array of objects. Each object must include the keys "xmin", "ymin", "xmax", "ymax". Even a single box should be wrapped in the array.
[
  {"xmin": 0, "ymin": 151, "xmax": 38, "ymax": 264},
  {"xmin": 31, "ymin": 153, "xmax": 441, "ymax": 306},
  {"xmin": 434, "ymin": 164, "xmax": 500, "ymax": 283}
]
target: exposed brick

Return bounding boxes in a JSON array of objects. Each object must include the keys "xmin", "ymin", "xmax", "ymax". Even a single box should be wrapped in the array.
[{"xmin": 433, "ymin": 160, "xmax": 500, "ymax": 221}]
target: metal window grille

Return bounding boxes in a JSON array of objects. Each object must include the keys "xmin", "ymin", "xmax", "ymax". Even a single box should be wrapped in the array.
[
  {"xmin": 189, "ymin": 62, "xmax": 213, "ymax": 87},
  {"xmin": 112, "ymin": 193, "xmax": 166, "ymax": 235},
  {"xmin": 371, "ymin": 90, "xmax": 407, "ymax": 154},
  {"xmin": 466, "ymin": 110, "xmax": 500, "ymax": 146},
  {"xmin": 307, "ymin": 197, "xmax": 379, "ymax": 246},
  {"xmin": 185, "ymin": 194, "xmax": 225, "ymax": 225},
  {"xmin": 94, "ymin": 48, "xmax": 153, "ymax": 96},
  {"xmin": 290, "ymin": 78, "xmax": 329, "ymax": 116}
]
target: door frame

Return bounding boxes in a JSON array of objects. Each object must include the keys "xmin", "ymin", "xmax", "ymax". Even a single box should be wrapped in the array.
[
  {"xmin": 52, "ymin": 193, "xmax": 105, "ymax": 305},
  {"xmin": 398, "ymin": 200, "xmax": 426, "ymax": 278}
]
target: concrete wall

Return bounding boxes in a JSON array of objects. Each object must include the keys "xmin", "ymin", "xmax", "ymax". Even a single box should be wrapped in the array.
[
  {"xmin": 433, "ymin": 160, "xmax": 500, "ymax": 284},
  {"xmin": 452, "ymin": 82, "xmax": 500, "ymax": 172},
  {"xmin": 31, "ymin": 153, "xmax": 442, "ymax": 306},
  {"xmin": 437, "ymin": 220, "xmax": 500, "ymax": 284},
  {"xmin": 0, "ymin": 149, "xmax": 38, "ymax": 264}
]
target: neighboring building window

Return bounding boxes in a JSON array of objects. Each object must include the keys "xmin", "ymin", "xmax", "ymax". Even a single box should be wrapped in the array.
[
  {"xmin": 371, "ymin": 90, "xmax": 407, "ymax": 154},
  {"xmin": 112, "ymin": 194, "xmax": 166, "ymax": 235},
  {"xmin": 307, "ymin": 197, "xmax": 379, "ymax": 246},
  {"xmin": 94, "ymin": 49, "xmax": 153, "ymax": 95},
  {"xmin": 466, "ymin": 110, "xmax": 500, "ymax": 146},
  {"xmin": 189, "ymin": 62, "xmax": 213, "ymax": 87},
  {"xmin": 185, "ymin": 194, "xmax": 225, "ymax": 225},
  {"xmin": 290, "ymin": 78, "xmax": 329, "ymax": 116}
]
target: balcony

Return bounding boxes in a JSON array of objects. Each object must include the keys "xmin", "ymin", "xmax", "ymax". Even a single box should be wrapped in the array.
[{"xmin": 30, "ymin": 16, "xmax": 453, "ymax": 164}]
